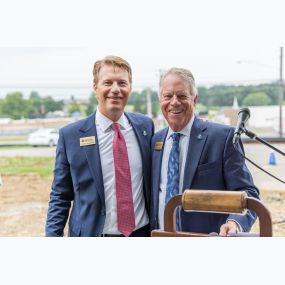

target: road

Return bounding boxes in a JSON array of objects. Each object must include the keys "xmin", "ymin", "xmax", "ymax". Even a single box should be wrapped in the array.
[
  {"xmin": 0, "ymin": 143, "xmax": 285, "ymax": 191},
  {"xmin": 243, "ymin": 142, "xmax": 285, "ymax": 191}
]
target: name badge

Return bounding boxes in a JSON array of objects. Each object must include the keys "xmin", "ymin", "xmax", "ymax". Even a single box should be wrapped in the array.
[
  {"xmin": 80, "ymin": 136, "xmax": 96, "ymax": 146},
  {"xmin": 154, "ymin": 141, "xmax": 163, "ymax": 150}
]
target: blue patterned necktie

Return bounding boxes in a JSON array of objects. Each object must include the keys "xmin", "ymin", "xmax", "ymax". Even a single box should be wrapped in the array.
[{"xmin": 165, "ymin": 133, "xmax": 181, "ymax": 231}]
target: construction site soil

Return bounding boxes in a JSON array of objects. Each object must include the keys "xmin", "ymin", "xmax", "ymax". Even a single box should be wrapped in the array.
[{"xmin": 0, "ymin": 175, "xmax": 284, "ymax": 237}]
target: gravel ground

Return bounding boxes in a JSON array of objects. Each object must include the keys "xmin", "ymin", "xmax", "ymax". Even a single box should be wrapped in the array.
[{"xmin": 0, "ymin": 174, "xmax": 284, "ymax": 237}]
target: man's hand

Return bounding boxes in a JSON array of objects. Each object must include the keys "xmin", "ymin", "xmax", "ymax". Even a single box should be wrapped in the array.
[{"xmin": 219, "ymin": 220, "xmax": 240, "ymax": 236}]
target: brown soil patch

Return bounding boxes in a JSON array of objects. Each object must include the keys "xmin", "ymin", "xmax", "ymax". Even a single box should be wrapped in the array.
[
  {"xmin": 0, "ymin": 175, "xmax": 284, "ymax": 236},
  {"xmin": 0, "ymin": 175, "xmax": 51, "ymax": 236},
  {"xmin": 252, "ymin": 190, "xmax": 285, "ymax": 236}
]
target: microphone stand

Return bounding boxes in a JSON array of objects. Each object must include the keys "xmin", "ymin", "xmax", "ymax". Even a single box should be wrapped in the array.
[
  {"xmin": 244, "ymin": 129, "xmax": 285, "ymax": 156},
  {"xmin": 233, "ymin": 128, "xmax": 285, "ymax": 184}
]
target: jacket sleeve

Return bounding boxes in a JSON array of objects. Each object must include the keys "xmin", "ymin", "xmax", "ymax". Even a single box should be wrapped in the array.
[
  {"xmin": 223, "ymin": 128, "xmax": 260, "ymax": 232},
  {"xmin": 45, "ymin": 129, "xmax": 74, "ymax": 237}
]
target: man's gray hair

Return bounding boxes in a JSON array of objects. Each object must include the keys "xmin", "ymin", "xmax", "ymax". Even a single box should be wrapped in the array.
[{"xmin": 159, "ymin": 67, "xmax": 198, "ymax": 96}]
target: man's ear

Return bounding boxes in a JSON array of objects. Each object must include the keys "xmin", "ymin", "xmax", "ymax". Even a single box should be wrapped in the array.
[
  {"xmin": 93, "ymin": 83, "xmax": 97, "ymax": 92},
  {"xmin": 194, "ymin": 95, "xmax": 198, "ymax": 105}
]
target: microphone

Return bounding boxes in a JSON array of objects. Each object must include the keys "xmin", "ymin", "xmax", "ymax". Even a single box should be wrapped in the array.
[{"xmin": 233, "ymin": 108, "xmax": 250, "ymax": 145}]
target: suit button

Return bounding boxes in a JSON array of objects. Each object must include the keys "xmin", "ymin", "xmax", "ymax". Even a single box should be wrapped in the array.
[{"xmin": 101, "ymin": 209, "xmax": 106, "ymax": 216}]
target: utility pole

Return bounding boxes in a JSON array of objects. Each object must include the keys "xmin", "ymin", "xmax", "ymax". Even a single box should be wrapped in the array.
[
  {"xmin": 146, "ymin": 88, "xmax": 152, "ymax": 118},
  {"xmin": 279, "ymin": 47, "xmax": 284, "ymax": 137}
]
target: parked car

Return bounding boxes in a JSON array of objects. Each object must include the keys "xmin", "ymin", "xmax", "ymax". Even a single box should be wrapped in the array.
[{"xmin": 27, "ymin": 128, "xmax": 59, "ymax": 147}]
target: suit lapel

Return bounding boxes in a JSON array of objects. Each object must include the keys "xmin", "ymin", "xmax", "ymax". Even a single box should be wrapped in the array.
[
  {"xmin": 182, "ymin": 118, "xmax": 207, "ymax": 191},
  {"xmin": 80, "ymin": 112, "xmax": 105, "ymax": 205},
  {"xmin": 152, "ymin": 128, "xmax": 168, "ymax": 223}
]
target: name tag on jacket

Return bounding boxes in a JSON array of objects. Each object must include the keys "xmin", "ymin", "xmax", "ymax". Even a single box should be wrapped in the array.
[
  {"xmin": 154, "ymin": 141, "xmax": 163, "ymax": 150},
  {"xmin": 80, "ymin": 136, "xmax": 96, "ymax": 146}
]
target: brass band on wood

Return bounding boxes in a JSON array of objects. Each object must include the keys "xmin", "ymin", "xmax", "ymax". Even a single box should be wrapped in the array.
[{"xmin": 182, "ymin": 190, "xmax": 248, "ymax": 214}]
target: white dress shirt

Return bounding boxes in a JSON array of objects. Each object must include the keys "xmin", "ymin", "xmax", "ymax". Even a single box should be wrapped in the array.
[
  {"xmin": 158, "ymin": 116, "xmax": 194, "ymax": 229},
  {"xmin": 95, "ymin": 109, "xmax": 149, "ymax": 234}
]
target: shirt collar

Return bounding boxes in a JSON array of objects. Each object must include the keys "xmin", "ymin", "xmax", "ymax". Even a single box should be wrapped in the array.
[
  {"xmin": 166, "ymin": 115, "xmax": 195, "ymax": 140},
  {"xmin": 95, "ymin": 108, "xmax": 128, "ymax": 132}
]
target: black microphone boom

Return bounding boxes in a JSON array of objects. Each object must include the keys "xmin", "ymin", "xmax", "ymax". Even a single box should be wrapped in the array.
[
  {"xmin": 232, "ymin": 108, "xmax": 285, "ymax": 184},
  {"xmin": 233, "ymin": 108, "xmax": 250, "ymax": 145}
]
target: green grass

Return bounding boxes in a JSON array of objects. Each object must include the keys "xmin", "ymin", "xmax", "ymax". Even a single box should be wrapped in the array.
[
  {"xmin": 0, "ymin": 156, "xmax": 55, "ymax": 177},
  {"xmin": 0, "ymin": 145, "xmax": 32, "ymax": 149},
  {"xmin": 0, "ymin": 136, "xmax": 27, "ymax": 142}
]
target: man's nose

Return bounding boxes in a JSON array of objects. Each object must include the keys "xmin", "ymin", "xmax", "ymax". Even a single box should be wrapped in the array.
[
  {"xmin": 170, "ymin": 94, "xmax": 181, "ymax": 105},
  {"xmin": 111, "ymin": 83, "xmax": 120, "ymax": 93}
]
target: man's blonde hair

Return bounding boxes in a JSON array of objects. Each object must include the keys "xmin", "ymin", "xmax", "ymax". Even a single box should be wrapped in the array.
[{"xmin": 93, "ymin": 55, "xmax": 132, "ymax": 85}]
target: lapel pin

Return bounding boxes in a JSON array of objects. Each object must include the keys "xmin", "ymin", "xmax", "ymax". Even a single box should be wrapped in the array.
[
  {"xmin": 197, "ymin": 134, "xmax": 203, "ymax": 140},
  {"xmin": 80, "ymin": 136, "xmax": 96, "ymax": 146},
  {"xmin": 143, "ymin": 130, "xmax": 147, "ymax": 136}
]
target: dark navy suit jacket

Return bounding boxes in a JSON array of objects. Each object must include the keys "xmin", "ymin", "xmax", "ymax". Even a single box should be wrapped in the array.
[
  {"xmin": 46, "ymin": 112, "xmax": 154, "ymax": 237},
  {"xmin": 150, "ymin": 116, "xmax": 259, "ymax": 234}
]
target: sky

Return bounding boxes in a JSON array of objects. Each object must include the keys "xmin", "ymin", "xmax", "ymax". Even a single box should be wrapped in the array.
[{"xmin": 0, "ymin": 0, "xmax": 284, "ymax": 99}]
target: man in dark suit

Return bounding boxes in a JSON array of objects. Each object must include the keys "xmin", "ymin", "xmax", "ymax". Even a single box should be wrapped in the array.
[
  {"xmin": 46, "ymin": 56, "xmax": 154, "ymax": 237},
  {"xmin": 150, "ymin": 67, "xmax": 259, "ymax": 236}
]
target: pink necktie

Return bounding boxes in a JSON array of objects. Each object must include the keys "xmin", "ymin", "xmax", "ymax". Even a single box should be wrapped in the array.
[{"xmin": 112, "ymin": 123, "xmax": 135, "ymax": 237}]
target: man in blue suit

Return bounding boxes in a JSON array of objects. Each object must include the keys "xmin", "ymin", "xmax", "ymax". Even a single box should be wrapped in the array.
[
  {"xmin": 46, "ymin": 56, "xmax": 154, "ymax": 237},
  {"xmin": 151, "ymin": 67, "xmax": 259, "ymax": 236}
]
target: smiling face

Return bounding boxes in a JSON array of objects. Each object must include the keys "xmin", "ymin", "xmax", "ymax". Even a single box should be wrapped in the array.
[
  {"xmin": 160, "ymin": 73, "xmax": 197, "ymax": 132},
  {"xmin": 93, "ymin": 64, "xmax": 131, "ymax": 121}
]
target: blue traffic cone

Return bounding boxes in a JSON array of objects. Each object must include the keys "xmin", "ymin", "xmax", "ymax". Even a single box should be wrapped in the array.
[{"xmin": 269, "ymin": 150, "xmax": 276, "ymax": 165}]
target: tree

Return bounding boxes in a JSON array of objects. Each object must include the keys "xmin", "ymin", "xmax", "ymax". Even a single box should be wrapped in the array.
[
  {"xmin": 196, "ymin": 86, "xmax": 209, "ymax": 106},
  {"xmin": 149, "ymin": 89, "xmax": 159, "ymax": 117},
  {"xmin": 0, "ymin": 99, "xmax": 3, "ymax": 117},
  {"xmin": 1, "ymin": 92, "xmax": 30, "ymax": 119},
  {"xmin": 196, "ymin": 83, "xmax": 278, "ymax": 108},
  {"xmin": 195, "ymin": 103, "xmax": 208, "ymax": 114},
  {"xmin": 242, "ymin": 92, "xmax": 271, "ymax": 106},
  {"xmin": 67, "ymin": 96, "xmax": 81, "ymax": 116},
  {"xmin": 85, "ymin": 92, "xmax": 98, "ymax": 115},
  {"xmin": 128, "ymin": 89, "xmax": 159, "ymax": 116},
  {"xmin": 28, "ymin": 91, "xmax": 43, "ymax": 118},
  {"xmin": 129, "ymin": 91, "xmax": 146, "ymax": 114},
  {"xmin": 42, "ymin": 96, "xmax": 64, "ymax": 113}
]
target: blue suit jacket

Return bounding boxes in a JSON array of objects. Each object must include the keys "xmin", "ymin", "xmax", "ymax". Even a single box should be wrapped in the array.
[
  {"xmin": 46, "ymin": 112, "xmax": 154, "ymax": 237},
  {"xmin": 150, "ymin": 117, "xmax": 259, "ymax": 234}
]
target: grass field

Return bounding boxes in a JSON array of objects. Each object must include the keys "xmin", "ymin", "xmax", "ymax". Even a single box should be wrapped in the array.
[
  {"xmin": 0, "ymin": 136, "xmax": 27, "ymax": 142},
  {"xmin": 0, "ymin": 156, "xmax": 55, "ymax": 176},
  {"xmin": 0, "ymin": 145, "xmax": 31, "ymax": 149}
]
